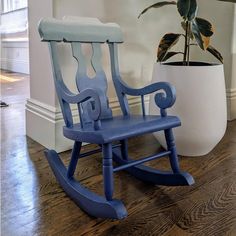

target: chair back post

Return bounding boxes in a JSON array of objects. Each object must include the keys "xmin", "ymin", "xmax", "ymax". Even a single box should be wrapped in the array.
[
  {"xmin": 48, "ymin": 41, "xmax": 74, "ymax": 127},
  {"xmin": 108, "ymin": 43, "xmax": 130, "ymax": 116}
]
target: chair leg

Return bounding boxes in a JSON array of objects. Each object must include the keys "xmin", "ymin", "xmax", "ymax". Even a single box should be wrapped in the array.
[
  {"xmin": 67, "ymin": 141, "xmax": 82, "ymax": 178},
  {"xmin": 102, "ymin": 143, "xmax": 114, "ymax": 201},
  {"xmin": 120, "ymin": 139, "xmax": 129, "ymax": 160},
  {"xmin": 164, "ymin": 128, "xmax": 180, "ymax": 173}
]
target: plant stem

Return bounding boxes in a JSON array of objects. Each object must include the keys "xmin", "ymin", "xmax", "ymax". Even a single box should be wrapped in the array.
[
  {"xmin": 183, "ymin": 21, "xmax": 189, "ymax": 65},
  {"xmin": 187, "ymin": 23, "xmax": 191, "ymax": 66}
]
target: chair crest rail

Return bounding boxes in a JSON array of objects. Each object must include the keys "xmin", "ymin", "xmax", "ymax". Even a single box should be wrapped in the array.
[{"xmin": 38, "ymin": 16, "xmax": 123, "ymax": 43}]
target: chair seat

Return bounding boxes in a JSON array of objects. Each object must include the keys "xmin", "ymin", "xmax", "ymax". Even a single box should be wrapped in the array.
[{"xmin": 63, "ymin": 115, "xmax": 181, "ymax": 144}]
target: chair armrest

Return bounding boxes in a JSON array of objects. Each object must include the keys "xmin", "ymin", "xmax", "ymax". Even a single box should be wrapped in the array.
[
  {"xmin": 59, "ymin": 84, "xmax": 101, "ymax": 121},
  {"xmin": 120, "ymin": 80, "xmax": 176, "ymax": 109}
]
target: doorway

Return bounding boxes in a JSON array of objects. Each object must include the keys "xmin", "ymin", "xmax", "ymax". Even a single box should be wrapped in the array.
[{"xmin": 0, "ymin": 0, "xmax": 29, "ymax": 107}]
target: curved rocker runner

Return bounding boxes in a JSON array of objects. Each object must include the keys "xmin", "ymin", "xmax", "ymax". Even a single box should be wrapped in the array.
[{"xmin": 38, "ymin": 16, "xmax": 194, "ymax": 219}]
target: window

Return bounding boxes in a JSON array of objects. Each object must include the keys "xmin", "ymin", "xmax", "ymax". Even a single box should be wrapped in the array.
[{"xmin": 1, "ymin": 0, "xmax": 27, "ymax": 13}]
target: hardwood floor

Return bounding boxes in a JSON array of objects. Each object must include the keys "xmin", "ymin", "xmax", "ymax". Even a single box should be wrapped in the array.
[
  {"xmin": 0, "ymin": 70, "xmax": 30, "ymax": 104},
  {"xmin": 1, "ymin": 71, "xmax": 236, "ymax": 236}
]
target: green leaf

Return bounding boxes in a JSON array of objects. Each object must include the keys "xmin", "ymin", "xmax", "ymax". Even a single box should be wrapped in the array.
[
  {"xmin": 195, "ymin": 17, "xmax": 214, "ymax": 37},
  {"xmin": 207, "ymin": 45, "xmax": 223, "ymax": 63},
  {"xmin": 157, "ymin": 33, "xmax": 181, "ymax": 61},
  {"xmin": 177, "ymin": 0, "xmax": 198, "ymax": 20},
  {"xmin": 187, "ymin": 0, "xmax": 198, "ymax": 21},
  {"xmin": 138, "ymin": 1, "xmax": 177, "ymax": 18},
  {"xmin": 192, "ymin": 20, "xmax": 204, "ymax": 49},
  {"xmin": 160, "ymin": 51, "xmax": 183, "ymax": 62},
  {"xmin": 177, "ymin": 0, "xmax": 190, "ymax": 19},
  {"xmin": 192, "ymin": 20, "xmax": 210, "ymax": 50}
]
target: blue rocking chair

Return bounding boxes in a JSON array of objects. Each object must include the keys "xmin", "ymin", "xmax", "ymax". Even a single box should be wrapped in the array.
[{"xmin": 38, "ymin": 16, "xmax": 194, "ymax": 220}]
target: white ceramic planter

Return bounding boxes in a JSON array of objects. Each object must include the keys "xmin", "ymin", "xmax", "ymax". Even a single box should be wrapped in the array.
[{"xmin": 149, "ymin": 62, "xmax": 227, "ymax": 156}]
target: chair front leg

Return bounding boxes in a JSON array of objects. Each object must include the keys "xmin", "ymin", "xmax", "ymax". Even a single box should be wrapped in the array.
[
  {"xmin": 164, "ymin": 128, "xmax": 180, "ymax": 173},
  {"xmin": 102, "ymin": 143, "xmax": 114, "ymax": 201}
]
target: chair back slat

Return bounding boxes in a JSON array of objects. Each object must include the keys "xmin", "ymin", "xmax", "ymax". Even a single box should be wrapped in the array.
[{"xmin": 71, "ymin": 42, "xmax": 112, "ymax": 122}]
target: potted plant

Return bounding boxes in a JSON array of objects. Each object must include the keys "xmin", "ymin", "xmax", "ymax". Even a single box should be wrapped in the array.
[{"xmin": 139, "ymin": 0, "xmax": 235, "ymax": 156}]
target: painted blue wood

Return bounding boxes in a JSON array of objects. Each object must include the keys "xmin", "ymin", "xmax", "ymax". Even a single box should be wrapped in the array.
[
  {"xmin": 113, "ymin": 150, "xmax": 171, "ymax": 172},
  {"xmin": 102, "ymin": 143, "xmax": 114, "ymax": 201},
  {"xmin": 38, "ymin": 16, "xmax": 194, "ymax": 220},
  {"xmin": 164, "ymin": 128, "xmax": 180, "ymax": 173},
  {"xmin": 108, "ymin": 43, "xmax": 176, "ymax": 116},
  {"xmin": 112, "ymin": 148, "xmax": 194, "ymax": 186},
  {"xmin": 67, "ymin": 141, "xmax": 82, "ymax": 178},
  {"xmin": 108, "ymin": 43, "xmax": 130, "ymax": 116},
  {"xmin": 120, "ymin": 139, "xmax": 129, "ymax": 160},
  {"xmin": 71, "ymin": 42, "xmax": 112, "ymax": 124},
  {"xmin": 141, "ymin": 95, "xmax": 146, "ymax": 116},
  {"xmin": 63, "ymin": 115, "xmax": 181, "ymax": 144},
  {"xmin": 45, "ymin": 149, "xmax": 127, "ymax": 219},
  {"xmin": 38, "ymin": 17, "xmax": 123, "ymax": 43},
  {"xmin": 74, "ymin": 143, "xmax": 121, "ymax": 160}
]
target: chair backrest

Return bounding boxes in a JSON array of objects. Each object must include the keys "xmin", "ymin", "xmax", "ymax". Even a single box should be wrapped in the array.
[{"xmin": 38, "ymin": 16, "xmax": 130, "ymax": 128}]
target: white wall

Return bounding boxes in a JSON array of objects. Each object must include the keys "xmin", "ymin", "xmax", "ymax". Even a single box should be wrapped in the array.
[{"xmin": 27, "ymin": 0, "xmax": 55, "ymax": 106}]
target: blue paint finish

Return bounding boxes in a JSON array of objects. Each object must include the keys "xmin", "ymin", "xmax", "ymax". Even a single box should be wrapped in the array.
[
  {"xmin": 71, "ymin": 42, "xmax": 112, "ymax": 123},
  {"xmin": 102, "ymin": 143, "xmax": 114, "ymax": 201},
  {"xmin": 113, "ymin": 150, "xmax": 171, "ymax": 172},
  {"xmin": 38, "ymin": 17, "xmax": 194, "ymax": 219},
  {"xmin": 63, "ymin": 115, "xmax": 181, "ymax": 144},
  {"xmin": 120, "ymin": 139, "xmax": 129, "ymax": 160},
  {"xmin": 108, "ymin": 43, "xmax": 130, "ymax": 116},
  {"xmin": 112, "ymin": 148, "xmax": 194, "ymax": 186},
  {"xmin": 38, "ymin": 17, "xmax": 123, "ymax": 43},
  {"xmin": 164, "ymin": 129, "xmax": 180, "ymax": 173},
  {"xmin": 45, "ymin": 149, "xmax": 127, "ymax": 219},
  {"xmin": 67, "ymin": 141, "xmax": 82, "ymax": 178}
]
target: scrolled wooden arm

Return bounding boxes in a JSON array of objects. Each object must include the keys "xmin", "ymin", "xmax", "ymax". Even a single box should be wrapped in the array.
[
  {"xmin": 119, "ymin": 79, "xmax": 176, "ymax": 109},
  {"xmin": 153, "ymin": 82, "xmax": 176, "ymax": 109},
  {"xmin": 57, "ymin": 82, "xmax": 101, "ymax": 122}
]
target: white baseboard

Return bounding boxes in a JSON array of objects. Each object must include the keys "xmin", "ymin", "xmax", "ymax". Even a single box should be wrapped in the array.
[
  {"xmin": 26, "ymin": 99, "xmax": 71, "ymax": 153},
  {"xmin": 226, "ymin": 88, "xmax": 236, "ymax": 121},
  {"xmin": 0, "ymin": 58, "xmax": 29, "ymax": 74},
  {"xmin": 26, "ymin": 96, "xmax": 149, "ymax": 152}
]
